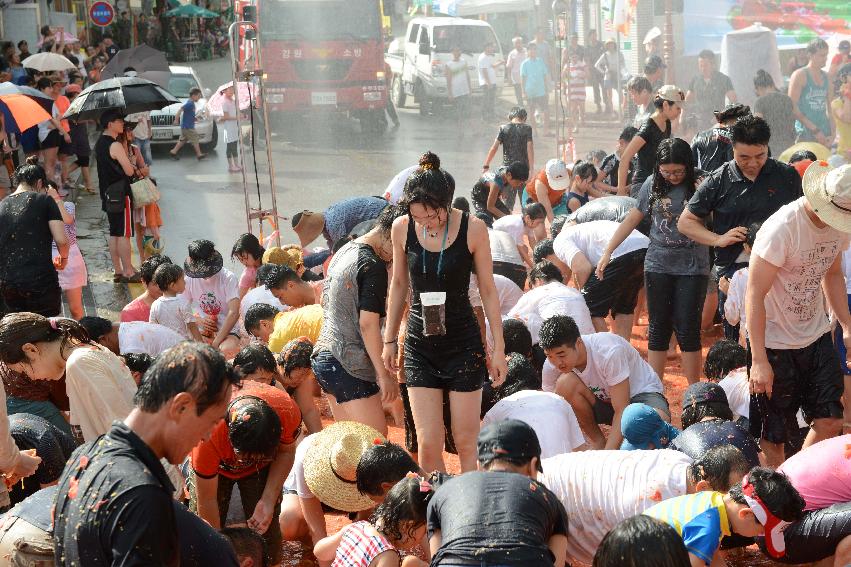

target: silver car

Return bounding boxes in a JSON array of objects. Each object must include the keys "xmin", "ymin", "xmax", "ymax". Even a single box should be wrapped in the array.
[{"xmin": 150, "ymin": 65, "xmax": 217, "ymax": 150}]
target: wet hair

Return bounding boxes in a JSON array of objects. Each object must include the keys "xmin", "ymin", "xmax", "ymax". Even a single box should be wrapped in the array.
[
  {"xmin": 505, "ymin": 161, "xmax": 530, "ymax": 183},
  {"xmin": 497, "ymin": 353, "xmax": 541, "ymax": 399},
  {"xmin": 36, "ymin": 77, "xmax": 52, "ymax": 91},
  {"xmin": 17, "ymin": 40, "xmax": 27, "ymax": 49},
  {"xmin": 370, "ymin": 477, "xmax": 430, "ymax": 542},
  {"xmin": 189, "ymin": 87, "xmax": 202, "ymax": 97},
  {"xmin": 233, "ymin": 343, "xmax": 278, "ymax": 375},
  {"xmin": 356, "ymin": 441, "xmax": 419, "ymax": 497},
  {"xmin": 290, "ymin": 212, "xmax": 305, "ymax": 229},
  {"xmin": 730, "ymin": 115, "xmax": 771, "ymax": 147},
  {"xmin": 138, "ymin": 254, "xmax": 172, "ymax": 285},
  {"xmin": 539, "ymin": 315, "xmax": 581, "ymax": 351},
  {"xmin": 788, "ymin": 149, "xmax": 817, "ymax": 164},
  {"xmin": 649, "ymin": 138, "xmax": 697, "ymax": 212},
  {"xmin": 627, "ymin": 75, "xmax": 652, "ymax": 93},
  {"xmin": 13, "ymin": 156, "xmax": 48, "ymax": 188},
  {"xmin": 254, "ymin": 263, "xmax": 277, "ymax": 288},
  {"xmin": 231, "ymin": 233, "xmax": 265, "ymax": 263},
  {"xmin": 503, "ymin": 318, "xmax": 533, "ymax": 358},
  {"xmin": 152, "ymin": 263, "xmax": 184, "ymax": 292},
  {"xmin": 0, "ymin": 313, "xmax": 93, "ymax": 365},
  {"xmin": 753, "ymin": 69, "xmax": 776, "ymax": 91},
  {"xmin": 508, "ymin": 106, "xmax": 527, "ymax": 121},
  {"xmin": 807, "ymin": 38, "xmax": 828, "ymax": 55},
  {"xmin": 522, "ymin": 202, "xmax": 546, "ymax": 221},
  {"xmin": 729, "ymin": 467, "xmax": 805, "ymax": 522},
  {"xmin": 745, "ymin": 221, "xmax": 761, "ymax": 248},
  {"xmin": 619, "ymin": 125, "xmax": 638, "ymax": 143},
  {"xmin": 452, "ymin": 197, "xmax": 470, "ymax": 212},
  {"xmin": 276, "ymin": 337, "xmax": 314, "ymax": 376},
  {"xmin": 135, "ymin": 342, "xmax": 241, "ymax": 415},
  {"xmin": 243, "ymin": 303, "xmax": 280, "ymax": 335},
  {"xmin": 227, "ymin": 397, "xmax": 282, "ymax": 456},
  {"xmin": 681, "ymin": 400, "xmax": 734, "ymax": 429},
  {"xmin": 688, "ymin": 445, "xmax": 750, "ymax": 492},
  {"xmin": 400, "ymin": 151, "xmax": 455, "ymax": 213},
  {"xmin": 123, "ymin": 353, "xmax": 154, "ymax": 376},
  {"xmin": 533, "ymin": 238, "xmax": 555, "ymax": 263},
  {"xmin": 78, "ymin": 316, "xmax": 113, "ymax": 343},
  {"xmin": 593, "ymin": 515, "xmax": 690, "ymax": 567},
  {"xmin": 263, "ymin": 264, "xmax": 300, "ymax": 290},
  {"xmin": 376, "ymin": 204, "xmax": 402, "ymax": 235},
  {"xmin": 550, "ymin": 216, "xmax": 569, "ymax": 238},
  {"xmin": 221, "ymin": 527, "xmax": 268, "ymax": 567},
  {"xmin": 572, "ymin": 161, "xmax": 598, "ymax": 182},
  {"xmin": 698, "ymin": 49, "xmax": 715, "ymax": 62},
  {"xmin": 528, "ymin": 261, "xmax": 562, "ymax": 286},
  {"xmin": 703, "ymin": 339, "xmax": 747, "ymax": 381}
]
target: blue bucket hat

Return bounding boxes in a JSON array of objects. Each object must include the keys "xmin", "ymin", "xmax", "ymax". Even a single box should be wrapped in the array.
[{"xmin": 620, "ymin": 403, "xmax": 681, "ymax": 451}]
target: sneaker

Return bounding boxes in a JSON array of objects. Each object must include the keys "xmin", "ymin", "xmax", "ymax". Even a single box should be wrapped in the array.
[
  {"xmin": 170, "ymin": 153, "xmax": 180, "ymax": 161},
  {"xmin": 197, "ymin": 154, "xmax": 208, "ymax": 161}
]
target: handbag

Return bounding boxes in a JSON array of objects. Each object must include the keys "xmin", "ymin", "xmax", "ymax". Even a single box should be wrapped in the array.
[
  {"xmin": 104, "ymin": 178, "xmax": 129, "ymax": 214},
  {"xmin": 130, "ymin": 176, "xmax": 160, "ymax": 207}
]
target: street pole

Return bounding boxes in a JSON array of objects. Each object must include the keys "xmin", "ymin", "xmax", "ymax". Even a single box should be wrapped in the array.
[
  {"xmin": 552, "ymin": 0, "xmax": 567, "ymax": 159},
  {"xmin": 664, "ymin": 0, "xmax": 674, "ymax": 84}
]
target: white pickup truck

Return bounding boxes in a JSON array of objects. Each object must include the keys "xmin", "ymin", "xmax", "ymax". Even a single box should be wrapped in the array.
[{"xmin": 385, "ymin": 16, "xmax": 504, "ymax": 115}]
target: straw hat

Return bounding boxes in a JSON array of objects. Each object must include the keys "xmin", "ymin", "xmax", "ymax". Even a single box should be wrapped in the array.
[
  {"xmin": 303, "ymin": 421, "xmax": 386, "ymax": 512},
  {"xmin": 263, "ymin": 245, "xmax": 303, "ymax": 271},
  {"xmin": 293, "ymin": 211, "xmax": 325, "ymax": 248},
  {"xmin": 803, "ymin": 161, "xmax": 851, "ymax": 233}
]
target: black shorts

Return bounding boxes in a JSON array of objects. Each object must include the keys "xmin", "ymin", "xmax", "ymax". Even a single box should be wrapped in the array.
[
  {"xmin": 582, "ymin": 248, "xmax": 646, "ymax": 318},
  {"xmin": 226, "ymin": 140, "xmax": 238, "ymax": 158},
  {"xmin": 106, "ymin": 197, "xmax": 135, "ymax": 238},
  {"xmin": 75, "ymin": 155, "xmax": 90, "ymax": 168},
  {"xmin": 39, "ymin": 129, "xmax": 62, "ymax": 149},
  {"xmin": 311, "ymin": 350, "xmax": 380, "ymax": 404},
  {"xmin": 758, "ymin": 502, "xmax": 851, "ymax": 564},
  {"xmin": 593, "ymin": 391, "xmax": 671, "ymax": 424},
  {"xmin": 748, "ymin": 332, "xmax": 844, "ymax": 444},
  {"xmin": 58, "ymin": 137, "xmax": 74, "ymax": 156}
]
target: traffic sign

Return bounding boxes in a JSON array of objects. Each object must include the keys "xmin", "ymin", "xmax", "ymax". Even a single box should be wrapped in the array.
[{"xmin": 90, "ymin": 1, "xmax": 115, "ymax": 27}]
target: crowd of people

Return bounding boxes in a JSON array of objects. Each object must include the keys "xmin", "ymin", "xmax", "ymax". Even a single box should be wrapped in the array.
[{"xmin": 4, "ymin": 23, "xmax": 851, "ymax": 567}]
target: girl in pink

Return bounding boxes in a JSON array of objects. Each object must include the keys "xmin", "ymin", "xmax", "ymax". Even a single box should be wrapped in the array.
[
  {"xmin": 231, "ymin": 233, "xmax": 265, "ymax": 299},
  {"xmin": 315, "ymin": 475, "xmax": 430, "ymax": 567},
  {"xmin": 49, "ymin": 182, "xmax": 87, "ymax": 319}
]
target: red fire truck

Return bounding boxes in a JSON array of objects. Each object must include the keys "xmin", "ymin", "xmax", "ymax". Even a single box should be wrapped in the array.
[{"xmin": 244, "ymin": 0, "xmax": 389, "ymax": 133}]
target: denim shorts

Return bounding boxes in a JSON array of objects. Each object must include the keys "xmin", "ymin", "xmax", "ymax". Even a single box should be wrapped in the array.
[{"xmin": 311, "ymin": 350, "xmax": 380, "ymax": 403}]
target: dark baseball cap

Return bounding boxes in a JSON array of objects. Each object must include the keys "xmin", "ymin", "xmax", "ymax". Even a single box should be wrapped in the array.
[
  {"xmin": 839, "ymin": 40, "xmax": 850, "ymax": 51},
  {"xmin": 99, "ymin": 109, "xmax": 125, "ymax": 129},
  {"xmin": 683, "ymin": 382, "xmax": 729, "ymax": 409},
  {"xmin": 645, "ymin": 54, "xmax": 667, "ymax": 69},
  {"xmin": 477, "ymin": 419, "xmax": 543, "ymax": 472}
]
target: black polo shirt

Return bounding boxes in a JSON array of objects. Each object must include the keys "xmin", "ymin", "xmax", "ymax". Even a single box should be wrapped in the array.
[
  {"xmin": 53, "ymin": 421, "xmax": 179, "ymax": 567},
  {"xmin": 686, "ymin": 158, "xmax": 802, "ymax": 271}
]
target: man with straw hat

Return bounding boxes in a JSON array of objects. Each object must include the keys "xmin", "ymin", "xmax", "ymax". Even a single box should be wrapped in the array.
[
  {"xmin": 292, "ymin": 196, "xmax": 387, "ymax": 249},
  {"xmin": 747, "ymin": 162, "xmax": 851, "ymax": 467}
]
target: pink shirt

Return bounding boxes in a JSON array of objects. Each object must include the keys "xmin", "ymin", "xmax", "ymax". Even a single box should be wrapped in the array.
[
  {"xmin": 239, "ymin": 266, "xmax": 257, "ymax": 290},
  {"xmin": 120, "ymin": 296, "xmax": 152, "ymax": 323},
  {"xmin": 778, "ymin": 434, "xmax": 851, "ymax": 511}
]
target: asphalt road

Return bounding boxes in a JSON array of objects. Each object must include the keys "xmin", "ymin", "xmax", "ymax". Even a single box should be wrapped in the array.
[{"xmin": 152, "ymin": 57, "xmax": 620, "ymax": 272}]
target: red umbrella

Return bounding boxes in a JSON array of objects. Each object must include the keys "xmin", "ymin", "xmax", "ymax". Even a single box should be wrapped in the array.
[{"xmin": 0, "ymin": 94, "xmax": 51, "ymax": 132}]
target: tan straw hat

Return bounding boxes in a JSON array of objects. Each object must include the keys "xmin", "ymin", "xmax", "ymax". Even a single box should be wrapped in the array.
[
  {"xmin": 303, "ymin": 421, "xmax": 386, "ymax": 512},
  {"xmin": 292, "ymin": 211, "xmax": 325, "ymax": 248},
  {"xmin": 803, "ymin": 161, "xmax": 851, "ymax": 233}
]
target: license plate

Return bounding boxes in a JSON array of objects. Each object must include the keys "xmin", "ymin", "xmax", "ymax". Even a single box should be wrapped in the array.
[
  {"xmin": 311, "ymin": 92, "xmax": 337, "ymax": 105},
  {"xmin": 152, "ymin": 129, "xmax": 173, "ymax": 140},
  {"xmin": 363, "ymin": 91, "xmax": 382, "ymax": 102}
]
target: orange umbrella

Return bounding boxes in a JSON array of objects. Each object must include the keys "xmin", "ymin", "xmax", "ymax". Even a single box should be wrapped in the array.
[{"xmin": 0, "ymin": 94, "xmax": 52, "ymax": 132}]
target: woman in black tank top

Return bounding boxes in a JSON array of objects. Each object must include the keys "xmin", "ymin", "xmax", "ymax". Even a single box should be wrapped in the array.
[{"xmin": 382, "ymin": 152, "xmax": 508, "ymax": 473}]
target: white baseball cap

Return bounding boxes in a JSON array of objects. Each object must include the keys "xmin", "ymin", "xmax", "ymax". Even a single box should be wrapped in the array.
[{"xmin": 545, "ymin": 159, "xmax": 570, "ymax": 191}]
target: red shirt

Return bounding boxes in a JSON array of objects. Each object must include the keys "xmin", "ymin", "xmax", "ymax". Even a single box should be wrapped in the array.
[
  {"xmin": 120, "ymin": 296, "xmax": 152, "ymax": 322},
  {"xmin": 191, "ymin": 381, "xmax": 302, "ymax": 480},
  {"xmin": 525, "ymin": 169, "xmax": 566, "ymax": 207}
]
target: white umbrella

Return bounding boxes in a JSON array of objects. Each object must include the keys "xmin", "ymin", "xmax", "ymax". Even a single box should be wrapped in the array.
[{"xmin": 22, "ymin": 52, "xmax": 76, "ymax": 72}]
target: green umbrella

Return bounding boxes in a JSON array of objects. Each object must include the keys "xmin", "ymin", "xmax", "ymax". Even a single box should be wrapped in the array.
[{"xmin": 164, "ymin": 4, "xmax": 219, "ymax": 18}]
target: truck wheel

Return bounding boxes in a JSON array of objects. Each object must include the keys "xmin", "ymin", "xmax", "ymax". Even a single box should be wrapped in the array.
[
  {"xmin": 360, "ymin": 110, "xmax": 386, "ymax": 136},
  {"xmin": 392, "ymin": 75, "xmax": 406, "ymax": 108}
]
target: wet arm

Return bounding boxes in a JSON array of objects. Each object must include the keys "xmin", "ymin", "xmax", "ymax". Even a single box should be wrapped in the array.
[
  {"xmin": 194, "ymin": 474, "xmax": 221, "ymax": 529},
  {"xmin": 617, "ymin": 136, "xmax": 644, "ymax": 195},
  {"xmin": 604, "ymin": 379, "xmax": 630, "ymax": 449},
  {"xmin": 569, "ymin": 251, "xmax": 593, "ymax": 288},
  {"xmin": 483, "ymin": 137, "xmax": 500, "ymax": 169},
  {"xmin": 383, "ymin": 218, "xmax": 411, "ymax": 343},
  {"xmin": 212, "ymin": 298, "xmax": 240, "ymax": 348},
  {"xmin": 486, "ymin": 183, "xmax": 505, "ymax": 219}
]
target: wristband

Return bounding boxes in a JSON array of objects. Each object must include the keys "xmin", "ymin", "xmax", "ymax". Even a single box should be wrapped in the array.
[
  {"xmin": 482, "ymin": 165, "xmax": 489, "ymax": 169},
  {"xmin": 383, "ymin": 339, "xmax": 397, "ymax": 345}
]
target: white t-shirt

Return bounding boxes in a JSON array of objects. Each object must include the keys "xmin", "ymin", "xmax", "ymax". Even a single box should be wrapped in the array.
[
  {"xmin": 445, "ymin": 59, "xmax": 471, "ymax": 98},
  {"xmin": 488, "ymin": 229, "xmax": 524, "ymax": 265},
  {"xmin": 506, "ymin": 48, "xmax": 526, "ymax": 84},
  {"xmin": 181, "ymin": 268, "xmax": 241, "ymax": 332},
  {"xmin": 574, "ymin": 332, "xmax": 664, "ymax": 401},
  {"xmin": 477, "ymin": 52, "xmax": 497, "ymax": 87},
  {"xmin": 554, "ymin": 219, "xmax": 649, "ymax": 268},
  {"xmin": 283, "ymin": 433, "xmax": 316, "ymax": 498},
  {"xmin": 507, "ymin": 281, "xmax": 595, "ymax": 343},
  {"xmin": 117, "ymin": 321, "xmax": 184, "ymax": 355},
  {"xmin": 718, "ymin": 368, "xmax": 808, "ymax": 428},
  {"xmin": 383, "ymin": 165, "xmax": 418, "ymax": 205},
  {"xmin": 542, "ymin": 360, "xmax": 560, "ymax": 392},
  {"xmin": 149, "ymin": 296, "xmax": 196, "ymax": 340},
  {"xmin": 493, "ymin": 214, "xmax": 531, "ymax": 248},
  {"xmin": 723, "ymin": 266, "xmax": 748, "ymax": 330},
  {"xmin": 492, "ymin": 273, "xmax": 524, "ymax": 315},
  {"xmin": 240, "ymin": 286, "xmax": 287, "ymax": 320},
  {"xmin": 541, "ymin": 449, "xmax": 692, "ymax": 566},
  {"xmin": 483, "ymin": 390, "xmax": 585, "ymax": 458},
  {"xmin": 220, "ymin": 96, "xmax": 239, "ymax": 144},
  {"xmin": 751, "ymin": 198, "xmax": 851, "ymax": 349},
  {"xmin": 127, "ymin": 112, "xmax": 151, "ymax": 140}
]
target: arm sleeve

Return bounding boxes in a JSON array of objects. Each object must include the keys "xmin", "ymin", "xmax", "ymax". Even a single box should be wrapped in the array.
[
  {"xmin": 686, "ymin": 174, "xmax": 720, "ymax": 218},
  {"xmin": 180, "ymin": 299, "xmax": 196, "ymax": 324},
  {"xmin": 105, "ymin": 487, "xmax": 179, "ymax": 567},
  {"xmin": 723, "ymin": 270, "xmax": 746, "ymax": 326},
  {"xmin": 601, "ymin": 344, "xmax": 632, "ymax": 388},
  {"xmin": 46, "ymin": 195, "xmax": 63, "ymax": 221},
  {"xmin": 635, "ymin": 177, "xmax": 653, "ymax": 216},
  {"xmin": 680, "ymin": 508, "xmax": 723, "ymax": 565},
  {"xmin": 356, "ymin": 252, "xmax": 389, "ymax": 316},
  {"xmin": 426, "ymin": 496, "xmax": 443, "ymax": 539},
  {"xmin": 191, "ymin": 431, "xmax": 224, "ymax": 479},
  {"xmin": 750, "ymin": 218, "xmax": 788, "ymax": 268},
  {"xmin": 635, "ymin": 119, "xmax": 652, "ymax": 143}
]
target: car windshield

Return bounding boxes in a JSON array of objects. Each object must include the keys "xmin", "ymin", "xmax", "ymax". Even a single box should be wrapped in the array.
[
  {"xmin": 167, "ymin": 74, "xmax": 199, "ymax": 98},
  {"xmin": 259, "ymin": 0, "xmax": 381, "ymax": 41},
  {"xmin": 432, "ymin": 26, "xmax": 494, "ymax": 54}
]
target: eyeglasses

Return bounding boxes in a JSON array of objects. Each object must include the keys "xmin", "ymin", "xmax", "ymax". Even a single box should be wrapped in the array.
[{"xmin": 659, "ymin": 168, "xmax": 686, "ymax": 178}]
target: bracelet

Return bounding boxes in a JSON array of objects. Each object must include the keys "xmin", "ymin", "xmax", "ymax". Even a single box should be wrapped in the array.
[
  {"xmin": 482, "ymin": 165, "xmax": 489, "ymax": 169},
  {"xmin": 383, "ymin": 339, "xmax": 397, "ymax": 345}
]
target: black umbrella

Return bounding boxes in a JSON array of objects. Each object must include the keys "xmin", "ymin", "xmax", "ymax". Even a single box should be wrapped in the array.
[
  {"xmin": 62, "ymin": 76, "xmax": 178, "ymax": 121},
  {"xmin": 101, "ymin": 44, "xmax": 172, "ymax": 88}
]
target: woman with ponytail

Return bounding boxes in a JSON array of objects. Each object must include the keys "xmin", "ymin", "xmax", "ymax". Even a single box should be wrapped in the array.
[
  {"xmin": 381, "ymin": 151, "xmax": 508, "ymax": 473},
  {"xmin": 0, "ymin": 157, "xmax": 69, "ymax": 317},
  {"xmin": 0, "ymin": 312, "xmax": 137, "ymax": 443}
]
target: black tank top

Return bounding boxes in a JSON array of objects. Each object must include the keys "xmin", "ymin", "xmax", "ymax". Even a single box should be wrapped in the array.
[{"xmin": 94, "ymin": 134, "xmax": 126, "ymax": 196}]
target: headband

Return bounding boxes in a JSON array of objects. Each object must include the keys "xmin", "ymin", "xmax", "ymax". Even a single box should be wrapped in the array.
[{"xmin": 742, "ymin": 474, "xmax": 790, "ymax": 558}]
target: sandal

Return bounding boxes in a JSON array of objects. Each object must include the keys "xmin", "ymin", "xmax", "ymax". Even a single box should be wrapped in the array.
[
  {"xmin": 123, "ymin": 272, "xmax": 143, "ymax": 284},
  {"xmin": 113, "ymin": 272, "xmax": 123, "ymax": 283}
]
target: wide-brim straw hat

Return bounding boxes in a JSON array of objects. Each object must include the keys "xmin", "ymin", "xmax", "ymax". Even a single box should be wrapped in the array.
[
  {"xmin": 293, "ymin": 211, "xmax": 325, "ymax": 248},
  {"xmin": 803, "ymin": 161, "xmax": 851, "ymax": 233},
  {"xmin": 303, "ymin": 421, "xmax": 386, "ymax": 512}
]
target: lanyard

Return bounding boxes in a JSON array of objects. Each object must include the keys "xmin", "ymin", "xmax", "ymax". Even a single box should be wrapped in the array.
[{"xmin": 422, "ymin": 220, "xmax": 450, "ymax": 277}]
